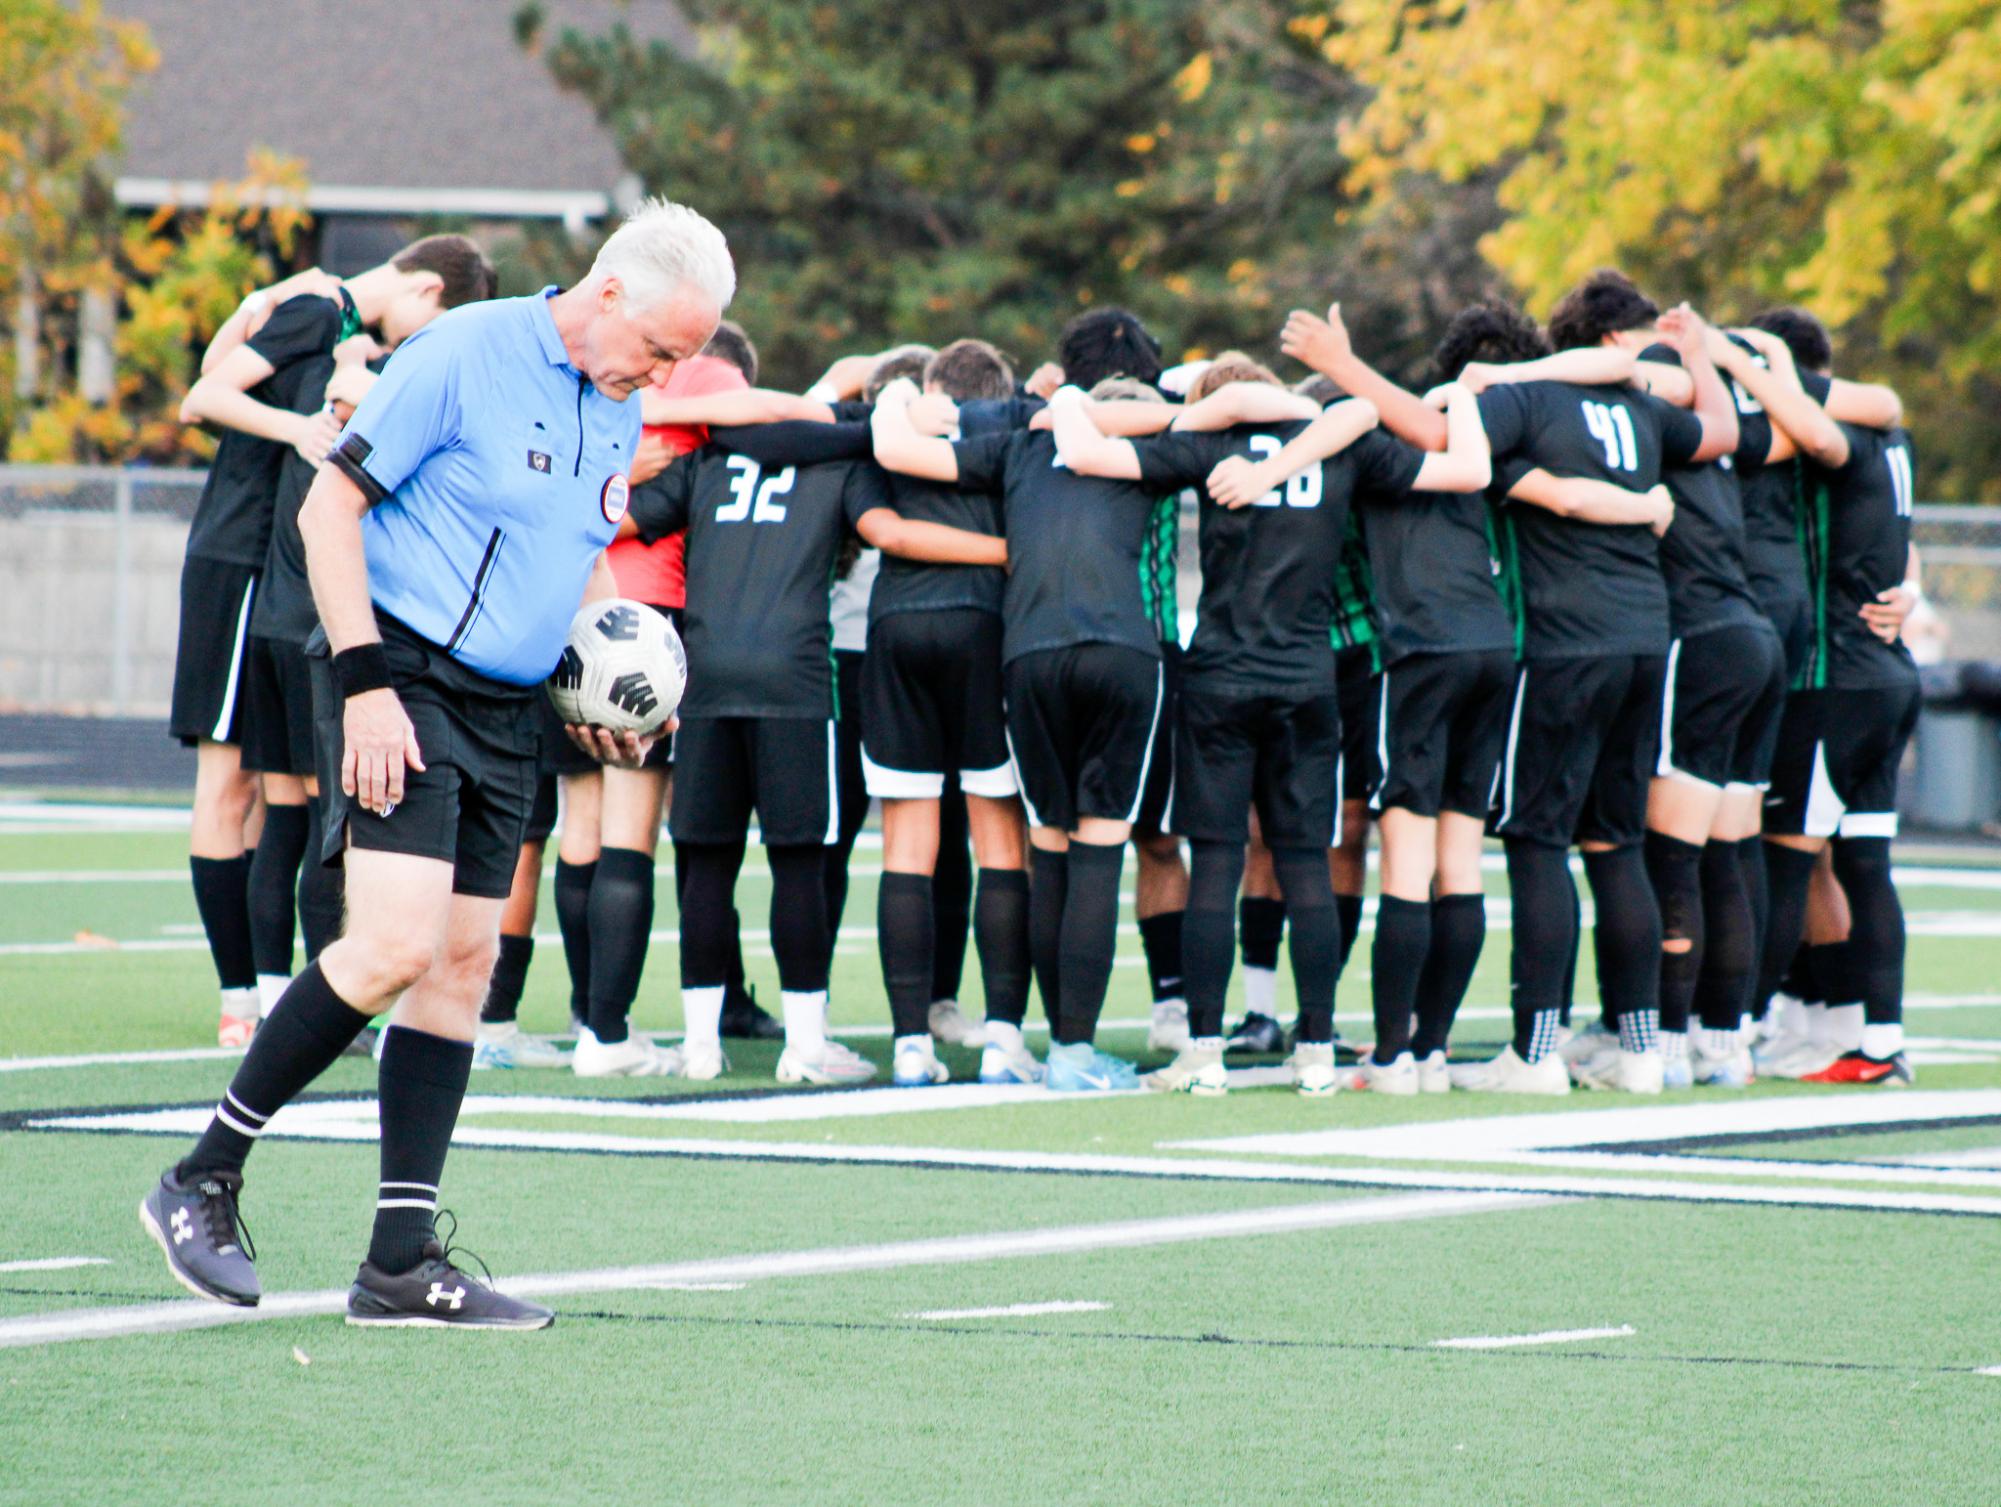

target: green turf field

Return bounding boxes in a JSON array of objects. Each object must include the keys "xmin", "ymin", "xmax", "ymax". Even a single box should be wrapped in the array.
[{"xmin": 4, "ymin": 805, "xmax": 2001, "ymax": 1506}]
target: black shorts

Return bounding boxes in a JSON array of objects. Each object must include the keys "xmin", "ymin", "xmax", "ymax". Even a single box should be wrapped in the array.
[
  {"xmin": 1003, "ymin": 644, "xmax": 1165, "ymax": 833},
  {"xmin": 310, "ymin": 620, "xmax": 541, "ymax": 900},
  {"xmin": 1169, "ymin": 683, "xmax": 1340, "ymax": 847},
  {"xmin": 1750, "ymin": 577, "xmax": 1812, "ymax": 685},
  {"xmin": 523, "ymin": 772, "xmax": 559, "ymax": 846},
  {"xmin": 239, "ymin": 634, "xmax": 318, "ymax": 778},
  {"xmin": 1493, "ymin": 653, "xmax": 1667, "ymax": 849},
  {"xmin": 1658, "ymin": 624, "xmax": 1787, "ymax": 789},
  {"xmin": 169, "ymin": 558, "xmax": 259, "ymax": 746},
  {"xmin": 860, "ymin": 610, "xmax": 1014, "ymax": 799},
  {"xmin": 1133, "ymin": 639, "xmax": 1181, "ymax": 832},
  {"xmin": 670, "ymin": 716, "xmax": 840, "ymax": 846},
  {"xmin": 537, "ymin": 604, "xmax": 680, "ymax": 777},
  {"xmin": 1765, "ymin": 682, "xmax": 1921, "ymax": 840},
  {"xmin": 1336, "ymin": 643, "xmax": 1380, "ymax": 804},
  {"xmin": 1371, "ymin": 648, "xmax": 1515, "ymax": 820}
]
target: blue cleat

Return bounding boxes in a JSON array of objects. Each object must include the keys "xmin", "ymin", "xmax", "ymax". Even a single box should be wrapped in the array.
[{"xmin": 1044, "ymin": 1042, "xmax": 1139, "ymax": 1093}]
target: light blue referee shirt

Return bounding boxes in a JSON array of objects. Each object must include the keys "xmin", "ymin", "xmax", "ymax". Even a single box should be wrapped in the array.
[{"xmin": 329, "ymin": 287, "xmax": 641, "ymax": 686}]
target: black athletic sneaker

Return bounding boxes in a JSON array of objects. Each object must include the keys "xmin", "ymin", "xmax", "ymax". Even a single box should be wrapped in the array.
[
  {"xmin": 1224, "ymin": 1012, "xmax": 1286, "ymax": 1055},
  {"xmin": 346, "ymin": 1232, "xmax": 553, "ymax": 1330},
  {"xmin": 140, "ymin": 1168, "xmax": 260, "ymax": 1306},
  {"xmin": 721, "ymin": 983, "xmax": 784, "ymax": 1041}
]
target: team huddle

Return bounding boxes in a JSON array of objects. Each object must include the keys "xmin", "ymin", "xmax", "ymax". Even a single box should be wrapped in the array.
[{"xmin": 143, "ymin": 200, "xmax": 1921, "ymax": 1327}]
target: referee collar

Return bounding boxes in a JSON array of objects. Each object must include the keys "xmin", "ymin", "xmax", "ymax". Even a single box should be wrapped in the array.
[{"xmin": 531, "ymin": 285, "xmax": 579, "ymax": 374}]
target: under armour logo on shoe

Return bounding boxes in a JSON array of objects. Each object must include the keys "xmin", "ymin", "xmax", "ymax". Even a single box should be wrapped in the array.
[
  {"xmin": 170, "ymin": 1208, "xmax": 193, "ymax": 1245},
  {"xmin": 427, "ymin": 1282, "xmax": 465, "ymax": 1310}
]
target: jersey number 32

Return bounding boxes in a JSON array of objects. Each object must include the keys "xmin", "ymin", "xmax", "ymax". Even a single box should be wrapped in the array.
[{"xmin": 717, "ymin": 455, "xmax": 797, "ymax": 524}]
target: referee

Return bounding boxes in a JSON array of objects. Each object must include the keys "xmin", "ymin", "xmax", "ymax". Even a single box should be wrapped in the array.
[{"xmin": 141, "ymin": 199, "xmax": 735, "ymax": 1330}]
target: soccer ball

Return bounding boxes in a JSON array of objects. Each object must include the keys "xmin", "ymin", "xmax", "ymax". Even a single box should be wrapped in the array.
[{"xmin": 547, "ymin": 598, "xmax": 686, "ymax": 734}]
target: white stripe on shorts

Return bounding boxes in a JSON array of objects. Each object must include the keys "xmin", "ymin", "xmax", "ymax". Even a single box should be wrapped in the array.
[
  {"xmin": 1655, "ymin": 638, "xmax": 1683, "ymax": 779},
  {"xmin": 1496, "ymin": 666, "xmax": 1529, "ymax": 832},
  {"xmin": 824, "ymin": 720, "xmax": 841, "ymax": 845},
  {"xmin": 210, "ymin": 576, "xmax": 257, "ymax": 743},
  {"xmin": 1123, "ymin": 661, "xmax": 1167, "ymax": 825}
]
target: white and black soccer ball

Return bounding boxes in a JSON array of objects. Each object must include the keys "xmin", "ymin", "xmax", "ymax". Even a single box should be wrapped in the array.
[{"xmin": 547, "ymin": 598, "xmax": 687, "ymax": 734}]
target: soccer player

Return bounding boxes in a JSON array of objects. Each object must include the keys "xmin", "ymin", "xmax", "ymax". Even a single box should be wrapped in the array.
[
  {"xmin": 176, "ymin": 238, "xmax": 494, "ymax": 1044},
  {"xmin": 142, "ymin": 199, "xmax": 733, "ymax": 1329}
]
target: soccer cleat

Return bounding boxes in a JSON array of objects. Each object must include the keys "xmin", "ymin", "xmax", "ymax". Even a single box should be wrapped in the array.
[
  {"xmin": 1224, "ymin": 1012, "xmax": 1286, "ymax": 1055},
  {"xmin": 927, "ymin": 999, "xmax": 987, "ymax": 1048},
  {"xmin": 1574, "ymin": 1047, "xmax": 1665, "ymax": 1094},
  {"xmin": 1143, "ymin": 1039, "xmax": 1228, "ymax": 1096},
  {"xmin": 719, "ymin": 984, "xmax": 784, "ymax": 1041},
  {"xmin": 472, "ymin": 1021, "xmax": 566, "ymax": 1070},
  {"xmin": 776, "ymin": 1040, "xmax": 879, "ymax": 1085},
  {"xmin": 1287, "ymin": 1042, "xmax": 1340, "ymax": 1097},
  {"xmin": 1692, "ymin": 1046, "xmax": 1755, "ymax": 1088},
  {"xmin": 893, "ymin": 1036, "xmax": 951, "ymax": 1086},
  {"xmin": 1045, "ymin": 1042, "xmax": 1139, "ymax": 1092},
  {"xmin": 572, "ymin": 1028, "xmax": 685, "ymax": 1078},
  {"xmin": 1450, "ymin": 1045, "xmax": 1571, "ymax": 1096},
  {"xmin": 1557, "ymin": 1020, "xmax": 1618, "ymax": 1068},
  {"xmin": 217, "ymin": 1014, "xmax": 256, "ymax": 1049},
  {"xmin": 1760, "ymin": 1039, "xmax": 1843, "ymax": 1081},
  {"xmin": 1660, "ymin": 1052, "xmax": 1694, "ymax": 1090},
  {"xmin": 679, "ymin": 1038, "xmax": 730, "ymax": 1081},
  {"xmin": 977, "ymin": 1023, "xmax": 1045, "ymax": 1084},
  {"xmin": 1799, "ymin": 1050, "xmax": 1914, "ymax": 1086},
  {"xmin": 140, "ymin": 1168, "xmax": 260, "ymax": 1307},
  {"xmin": 1415, "ymin": 1049, "xmax": 1451, "ymax": 1095},
  {"xmin": 346, "ymin": 1237, "xmax": 552, "ymax": 1331},
  {"xmin": 1147, "ymin": 999, "xmax": 1192, "ymax": 1053},
  {"xmin": 1348, "ymin": 1052, "xmax": 1420, "ymax": 1096}
]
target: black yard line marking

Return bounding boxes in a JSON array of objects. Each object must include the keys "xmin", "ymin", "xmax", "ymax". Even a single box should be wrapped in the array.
[
  {"xmin": 563, "ymin": 1309, "xmax": 1986, "ymax": 1379},
  {"xmin": 1584, "ymin": 1113, "xmax": 2001, "ymax": 1157},
  {"xmin": 0, "ymin": 1285, "xmax": 142, "ymax": 1302}
]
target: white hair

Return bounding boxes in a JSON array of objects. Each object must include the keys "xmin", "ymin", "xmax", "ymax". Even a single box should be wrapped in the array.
[{"xmin": 590, "ymin": 197, "xmax": 735, "ymax": 313}]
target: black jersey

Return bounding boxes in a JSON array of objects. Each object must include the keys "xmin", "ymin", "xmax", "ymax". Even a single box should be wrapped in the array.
[
  {"xmin": 1731, "ymin": 358, "xmax": 1834, "ymax": 612},
  {"xmin": 1129, "ymin": 422, "xmax": 1424, "ymax": 693},
  {"xmin": 1356, "ymin": 478, "xmax": 1514, "ymax": 665},
  {"xmin": 630, "ymin": 424, "xmax": 883, "ymax": 719},
  {"xmin": 1800, "ymin": 424, "xmax": 1918, "ymax": 691},
  {"xmin": 184, "ymin": 290, "xmax": 359, "ymax": 567},
  {"xmin": 250, "ymin": 356, "xmax": 334, "ymax": 645},
  {"xmin": 951, "ymin": 428, "xmax": 1165, "ymax": 667},
  {"xmin": 1479, "ymin": 380, "xmax": 1703, "ymax": 660}
]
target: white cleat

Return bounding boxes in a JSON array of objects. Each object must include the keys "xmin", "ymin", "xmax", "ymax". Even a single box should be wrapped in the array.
[
  {"xmin": 472, "ymin": 1021, "xmax": 567, "ymax": 1070},
  {"xmin": 1692, "ymin": 1045, "xmax": 1755, "ymax": 1088},
  {"xmin": 1347, "ymin": 1051, "xmax": 1420, "ymax": 1096},
  {"xmin": 1415, "ymin": 1049, "xmax": 1452, "ymax": 1095},
  {"xmin": 1450, "ymin": 1045, "xmax": 1571, "ymax": 1095},
  {"xmin": 776, "ymin": 1040, "xmax": 879, "ymax": 1085},
  {"xmin": 977, "ymin": 1021, "xmax": 1045, "ymax": 1084},
  {"xmin": 1287, "ymin": 1042, "xmax": 1340, "ymax": 1098},
  {"xmin": 1760, "ymin": 1040, "xmax": 1843, "ymax": 1081},
  {"xmin": 893, "ymin": 1036, "xmax": 951, "ymax": 1086},
  {"xmin": 1574, "ymin": 1046, "xmax": 1665, "ymax": 1094},
  {"xmin": 1147, "ymin": 999, "xmax": 1192, "ymax": 1054},
  {"xmin": 1557, "ymin": 1020, "xmax": 1619, "ymax": 1068},
  {"xmin": 927, "ymin": 999, "xmax": 987, "ymax": 1048},
  {"xmin": 1143, "ymin": 1039, "xmax": 1228, "ymax": 1096},
  {"xmin": 679, "ymin": 1038, "xmax": 730, "ymax": 1081},
  {"xmin": 573, "ymin": 1028, "xmax": 684, "ymax": 1077}
]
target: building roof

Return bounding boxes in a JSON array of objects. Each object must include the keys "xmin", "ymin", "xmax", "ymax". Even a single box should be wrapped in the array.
[{"xmin": 108, "ymin": 0, "xmax": 692, "ymax": 223}]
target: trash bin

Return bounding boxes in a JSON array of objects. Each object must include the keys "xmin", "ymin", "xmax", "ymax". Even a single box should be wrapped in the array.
[{"xmin": 1905, "ymin": 663, "xmax": 2001, "ymax": 830}]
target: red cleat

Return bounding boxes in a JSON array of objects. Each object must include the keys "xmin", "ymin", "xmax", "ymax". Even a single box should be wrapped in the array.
[{"xmin": 1799, "ymin": 1050, "xmax": 1913, "ymax": 1085}]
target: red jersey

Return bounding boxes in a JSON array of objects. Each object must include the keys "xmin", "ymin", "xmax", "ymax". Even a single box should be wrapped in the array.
[{"xmin": 608, "ymin": 354, "xmax": 748, "ymax": 607}]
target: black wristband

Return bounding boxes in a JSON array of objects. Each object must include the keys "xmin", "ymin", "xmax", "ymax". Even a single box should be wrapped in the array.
[{"xmin": 332, "ymin": 642, "xmax": 392, "ymax": 699}]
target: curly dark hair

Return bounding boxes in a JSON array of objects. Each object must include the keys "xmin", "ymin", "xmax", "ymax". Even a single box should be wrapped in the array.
[
  {"xmin": 1057, "ymin": 308, "xmax": 1164, "ymax": 389},
  {"xmin": 1746, "ymin": 307, "xmax": 1834, "ymax": 374},
  {"xmin": 1431, "ymin": 302, "xmax": 1553, "ymax": 381},
  {"xmin": 1546, "ymin": 269, "xmax": 1660, "ymax": 351}
]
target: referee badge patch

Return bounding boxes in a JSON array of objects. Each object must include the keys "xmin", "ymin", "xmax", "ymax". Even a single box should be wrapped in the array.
[
  {"xmin": 601, "ymin": 474, "xmax": 631, "ymax": 525},
  {"xmin": 528, "ymin": 450, "xmax": 552, "ymax": 473}
]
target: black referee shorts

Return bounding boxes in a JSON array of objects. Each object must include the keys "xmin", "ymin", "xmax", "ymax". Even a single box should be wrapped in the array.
[
  {"xmin": 1336, "ymin": 642, "xmax": 1380, "ymax": 805},
  {"xmin": 1003, "ymin": 643, "xmax": 1165, "ymax": 834},
  {"xmin": 670, "ymin": 715, "xmax": 840, "ymax": 847},
  {"xmin": 1168, "ymin": 682, "xmax": 1341, "ymax": 847},
  {"xmin": 1370, "ymin": 647, "xmax": 1515, "ymax": 820},
  {"xmin": 1764, "ymin": 681, "xmax": 1920, "ymax": 840},
  {"xmin": 310, "ymin": 618, "xmax": 541, "ymax": 900},
  {"xmin": 860, "ymin": 609, "xmax": 1015, "ymax": 799},
  {"xmin": 1657, "ymin": 623, "xmax": 1787, "ymax": 790},
  {"xmin": 1493, "ymin": 652, "xmax": 1667, "ymax": 849},
  {"xmin": 239, "ymin": 634, "xmax": 318, "ymax": 778},
  {"xmin": 169, "ymin": 558, "xmax": 259, "ymax": 747}
]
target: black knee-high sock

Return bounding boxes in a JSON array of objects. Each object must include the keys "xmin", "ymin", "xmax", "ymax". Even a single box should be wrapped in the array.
[
  {"xmin": 585, "ymin": 847, "xmax": 655, "ymax": 1045},
  {"xmin": 1029, "ymin": 848, "xmax": 1069, "ymax": 1028},
  {"xmin": 1185, "ymin": 841, "xmax": 1245, "ymax": 1040},
  {"xmin": 1833, "ymin": 838, "xmax": 1904, "ymax": 1028},
  {"xmin": 878, "ymin": 871, "xmax": 935, "ymax": 1038},
  {"xmin": 1805, "ymin": 940, "xmax": 1852, "ymax": 1003},
  {"xmin": 191, "ymin": 854, "xmax": 257, "ymax": 991},
  {"xmin": 1738, "ymin": 836, "xmax": 1769, "ymax": 1017},
  {"xmin": 932, "ymin": 791, "xmax": 973, "ymax": 1002},
  {"xmin": 1412, "ymin": 893, "xmax": 1485, "ymax": 1057},
  {"xmin": 1644, "ymin": 831, "xmax": 1705, "ymax": 1037},
  {"xmin": 367, "ymin": 1025, "xmax": 474, "ymax": 1274},
  {"xmin": 1055, "ymin": 840, "xmax": 1124, "ymax": 1045},
  {"xmin": 480, "ymin": 933, "xmax": 535, "ymax": 1024},
  {"xmin": 1137, "ymin": 910, "xmax": 1184, "ymax": 1004},
  {"xmin": 1370, "ymin": 895, "xmax": 1431, "ymax": 1062},
  {"xmin": 1334, "ymin": 892, "xmax": 1363, "ymax": 979},
  {"xmin": 246, "ymin": 804, "xmax": 309, "ymax": 980},
  {"xmin": 1694, "ymin": 840, "xmax": 1756, "ymax": 1032},
  {"xmin": 1754, "ymin": 842, "xmax": 1820, "ymax": 1018},
  {"xmin": 1506, "ymin": 841, "xmax": 1576, "ymax": 1061},
  {"xmin": 177, "ymin": 962, "xmax": 370, "ymax": 1180},
  {"xmin": 973, "ymin": 868, "xmax": 1030, "ymax": 1027},
  {"xmin": 553, "ymin": 858, "xmax": 596, "ymax": 1020},
  {"xmin": 1276, "ymin": 847, "xmax": 1339, "ymax": 1045},
  {"xmin": 1583, "ymin": 846, "xmax": 1662, "ymax": 1051},
  {"xmin": 297, "ymin": 801, "xmax": 343, "ymax": 959},
  {"xmin": 1559, "ymin": 875, "xmax": 1584, "ymax": 1028},
  {"xmin": 678, "ymin": 841, "xmax": 747, "ymax": 989},
  {"xmin": 1239, "ymin": 896, "xmax": 1286, "ymax": 971},
  {"xmin": 767, "ymin": 843, "xmax": 831, "ymax": 993}
]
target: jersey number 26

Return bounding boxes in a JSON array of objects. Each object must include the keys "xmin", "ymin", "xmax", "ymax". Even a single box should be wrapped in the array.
[{"xmin": 1245, "ymin": 435, "xmax": 1324, "ymax": 509}]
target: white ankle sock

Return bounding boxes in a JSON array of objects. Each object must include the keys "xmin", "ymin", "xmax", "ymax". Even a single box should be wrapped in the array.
[
  {"xmin": 255, "ymin": 975, "xmax": 290, "ymax": 1018},
  {"xmin": 220, "ymin": 985, "xmax": 260, "ymax": 1022},
  {"xmin": 782, "ymin": 989, "xmax": 828, "ymax": 1052},
  {"xmin": 681, "ymin": 986, "xmax": 725, "ymax": 1050},
  {"xmin": 1860, "ymin": 1022, "xmax": 1904, "ymax": 1059},
  {"xmin": 1243, "ymin": 968, "xmax": 1278, "ymax": 1018},
  {"xmin": 983, "ymin": 1019, "xmax": 1025, "ymax": 1054},
  {"xmin": 1825, "ymin": 1002, "xmax": 1865, "ymax": 1052}
]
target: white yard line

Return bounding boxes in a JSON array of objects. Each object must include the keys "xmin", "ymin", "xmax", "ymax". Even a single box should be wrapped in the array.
[
  {"xmin": 909, "ymin": 1300, "xmax": 1108, "ymax": 1320},
  {"xmin": 1434, "ymin": 1324, "xmax": 1634, "ymax": 1351},
  {"xmin": 0, "ymin": 1190, "xmax": 1526, "ymax": 1349},
  {"xmin": 0, "ymin": 1257, "xmax": 108, "ymax": 1273}
]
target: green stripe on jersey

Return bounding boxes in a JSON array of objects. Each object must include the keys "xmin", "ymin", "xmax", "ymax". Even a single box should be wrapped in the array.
[
  {"xmin": 1139, "ymin": 493, "xmax": 1180, "ymax": 644},
  {"xmin": 1487, "ymin": 506, "xmax": 1526, "ymax": 660},
  {"xmin": 1329, "ymin": 513, "xmax": 1378, "ymax": 663}
]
